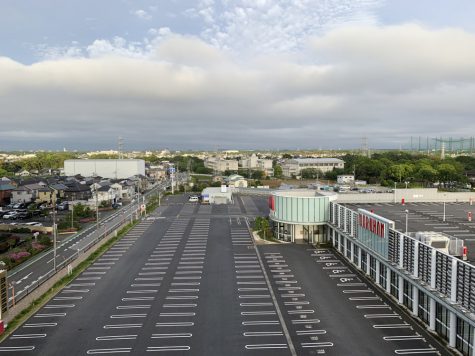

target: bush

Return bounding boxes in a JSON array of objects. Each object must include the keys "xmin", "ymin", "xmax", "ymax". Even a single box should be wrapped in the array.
[
  {"xmin": 11, "ymin": 228, "xmax": 30, "ymax": 233},
  {"xmin": 9, "ymin": 251, "xmax": 31, "ymax": 262},
  {"xmin": 38, "ymin": 234, "xmax": 52, "ymax": 246}
]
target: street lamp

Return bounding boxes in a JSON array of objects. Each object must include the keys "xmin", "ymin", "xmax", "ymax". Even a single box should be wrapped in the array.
[
  {"xmin": 405, "ymin": 181, "xmax": 409, "ymax": 189},
  {"xmin": 405, "ymin": 209, "xmax": 409, "ymax": 234},
  {"xmin": 443, "ymin": 194, "xmax": 446, "ymax": 222}
]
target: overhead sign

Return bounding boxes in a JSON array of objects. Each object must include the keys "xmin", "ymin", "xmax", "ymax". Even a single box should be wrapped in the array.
[
  {"xmin": 168, "ymin": 167, "xmax": 176, "ymax": 174},
  {"xmin": 357, "ymin": 209, "xmax": 395, "ymax": 259}
]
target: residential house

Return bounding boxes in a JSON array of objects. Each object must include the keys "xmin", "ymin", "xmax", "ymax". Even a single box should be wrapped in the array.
[
  {"xmin": 0, "ymin": 183, "xmax": 15, "ymax": 206},
  {"xmin": 11, "ymin": 183, "xmax": 46, "ymax": 204},
  {"xmin": 226, "ymin": 174, "xmax": 248, "ymax": 188},
  {"xmin": 64, "ymin": 182, "xmax": 92, "ymax": 201}
]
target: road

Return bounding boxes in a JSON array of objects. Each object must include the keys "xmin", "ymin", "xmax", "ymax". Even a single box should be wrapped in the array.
[
  {"xmin": 0, "ymin": 194, "xmax": 451, "ymax": 355},
  {"xmin": 6, "ymin": 181, "xmax": 168, "ymax": 305}
]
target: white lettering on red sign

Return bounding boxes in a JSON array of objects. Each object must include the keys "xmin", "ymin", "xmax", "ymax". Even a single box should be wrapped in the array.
[{"xmin": 358, "ymin": 214, "xmax": 385, "ymax": 238}]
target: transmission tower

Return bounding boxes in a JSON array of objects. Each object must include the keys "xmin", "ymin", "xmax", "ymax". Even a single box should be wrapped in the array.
[{"xmin": 118, "ymin": 136, "xmax": 124, "ymax": 159}]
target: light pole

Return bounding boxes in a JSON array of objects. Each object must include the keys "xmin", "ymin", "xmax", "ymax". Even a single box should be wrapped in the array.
[
  {"xmin": 71, "ymin": 203, "xmax": 74, "ymax": 230},
  {"xmin": 405, "ymin": 209, "xmax": 409, "ymax": 234},
  {"xmin": 394, "ymin": 182, "xmax": 397, "ymax": 203},
  {"xmin": 405, "ymin": 181, "xmax": 409, "ymax": 189},
  {"xmin": 95, "ymin": 184, "xmax": 99, "ymax": 233},
  {"xmin": 443, "ymin": 194, "xmax": 446, "ymax": 222},
  {"xmin": 53, "ymin": 206, "xmax": 57, "ymax": 271}
]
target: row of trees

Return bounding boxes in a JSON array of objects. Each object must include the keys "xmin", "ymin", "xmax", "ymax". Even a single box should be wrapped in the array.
[{"xmin": 324, "ymin": 153, "xmax": 474, "ymax": 188}]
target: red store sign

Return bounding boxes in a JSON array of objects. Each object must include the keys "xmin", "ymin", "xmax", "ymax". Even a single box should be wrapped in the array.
[{"xmin": 358, "ymin": 214, "xmax": 385, "ymax": 238}]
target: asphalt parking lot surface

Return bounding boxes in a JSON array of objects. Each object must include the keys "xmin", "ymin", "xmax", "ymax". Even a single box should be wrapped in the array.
[
  {"xmin": 0, "ymin": 195, "xmax": 451, "ymax": 355},
  {"xmin": 343, "ymin": 202, "xmax": 475, "ymax": 263}
]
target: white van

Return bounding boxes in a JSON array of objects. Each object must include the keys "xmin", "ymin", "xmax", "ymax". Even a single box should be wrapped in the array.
[{"xmin": 189, "ymin": 196, "xmax": 199, "ymax": 202}]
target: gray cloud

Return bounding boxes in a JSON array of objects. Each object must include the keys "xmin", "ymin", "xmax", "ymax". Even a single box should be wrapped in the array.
[{"xmin": 1, "ymin": 24, "xmax": 475, "ymax": 150}]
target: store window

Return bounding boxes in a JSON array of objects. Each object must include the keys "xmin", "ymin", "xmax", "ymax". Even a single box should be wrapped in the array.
[{"xmin": 435, "ymin": 302, "xmax": 450, "ymax": 341}]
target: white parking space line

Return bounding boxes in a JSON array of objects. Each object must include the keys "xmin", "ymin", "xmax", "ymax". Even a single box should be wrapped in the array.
[
  {"xmin": 23, "ymin": 322, "xmax": 57, "ymax": 328},
  {"xmin": 245, "ymin": 344, "xmax": 288, "ymax": 350},
  {"xmin": 364, "ymin": 314, "xmax": 401, "ymax": 319},
  {"xmin": 0, "ymin": 346, "xmax": 36, "ymax": 352},
  {"xmin": 146, "ymin": 346, "xmax": 191, "ymax": 352},
  {"xmin": 151, "ymin": 333, "xmax": 192, "ymax": 338},
  {"xmin": 301, "ymin": 342, "xmax": 334, "ymax": 348},
  {"xmin": 34, "ymin": 311, "xmax": 67, "ymax": 317},
  {"xmin": 86, "ymin": 347, "xmax": 132, "ymax": 354},
  {"xmin": 96, "ymin": 335, "xmax": 137, "ymax": 341},
  {"xmin": 243, "ymin": 331, "xmax": 284, "ymax": 337},
  {"xmin": 373, "ymin": 323, "xmax": 412, "ymax": 329},
  {"xmin": 394, "ymin": 348, "xmax": 438, "ymax": 354},
  {"xmin": 103, "ymin": 324, "xmax": 143, "ymax": 329},
  {"xmin": 10, "ymin": 333, "xmax": 47, "ymax": 339},
  {"xmin": 296, "ymin": 330, "xmax": 326, "ymax": 336},
  {"xmin": 156, "ymin": 322, "xmax": 194, "ymax": 327},
  {"xmin": 384, "ymin": 335, "xmax": 425, "ymax": 341}
]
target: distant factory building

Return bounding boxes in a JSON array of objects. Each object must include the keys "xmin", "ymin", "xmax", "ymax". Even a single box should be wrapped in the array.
[
  {"xmin": 64, "ymin": 159, "xmax": 145, "ymax": 179},
  {"xmin": 282, "ymin": 158, "xmax": 344, "ymax": 178},
  {"xmin": 204, "ymin": 157, "xmax": 239, "ymax": 173}
]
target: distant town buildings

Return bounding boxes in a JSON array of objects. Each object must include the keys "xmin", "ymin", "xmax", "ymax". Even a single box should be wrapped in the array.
[{"xmin": 239, "ymin": 154, "xmax": 274, "ymax": 176}]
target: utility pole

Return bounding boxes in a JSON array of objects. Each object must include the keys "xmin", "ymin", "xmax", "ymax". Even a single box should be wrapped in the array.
[
  {"xmin": 53, "ymin": 206, "xmax": 57, "ymax": 271},
  {"xmin": 95, "ymin": 184, "xmax": 99, "ymax": 233},
  {"xmin": 71, "ymin": 203, "xmax": 74, "ymax": 230}
]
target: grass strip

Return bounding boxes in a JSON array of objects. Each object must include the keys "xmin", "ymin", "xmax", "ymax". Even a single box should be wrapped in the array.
[{"xmin": 0, "ymin": 219, "xmax": 139, "ymax": 341}]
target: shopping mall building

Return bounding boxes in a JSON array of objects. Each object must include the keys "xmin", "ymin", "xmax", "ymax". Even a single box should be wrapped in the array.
[{"xmin": 268, "ymin": 189, "xmax": 475, "ymax": 355}]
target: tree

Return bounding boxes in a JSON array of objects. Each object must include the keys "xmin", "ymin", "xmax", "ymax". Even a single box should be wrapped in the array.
[
  {"xmin": 251, "ymin": 170, "xmax": 265, "ymax": 180},
  {"xmin": 282, "ymin": 153, "xmax": 292, "ymax": 159},
  {"xmin": 416, "ymin": 165, "xmax": 438, "ymax": 186},
  {"xmin": 386, "ymin": 164, "xmax": 414, "ymax": 182},
  {"xmin": 437, "ymin": 164, "xmax": 458, "ymax": 185},
  {"xmin": 274, "ymin": 165, "xmax": 283, "ymax": 178},
  {"xmin": 300, "ymin": 168, "xmax": 323, "ymax": 179}
]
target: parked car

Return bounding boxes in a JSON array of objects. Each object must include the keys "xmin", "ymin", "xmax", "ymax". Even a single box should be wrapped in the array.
[
  {"xmin": 24, "ymin": 222, "xmax": 43, "ymax": 226},
  {"xmin": 189, "ymin": 195, "xmax": 199, "ymax": 202},
  {"xmin": 2, "ymin": 211, "xmax": 18, "ymax": 220},
  {"xmin": 56, "ymin": 202, "xmax": 69, "ymax": 211},
  {"xmin": 13, "ymin": 203, "xmax": 26, "ymax": 209},
  {"xmin": 16, "ymin": 211, "xmax": 32, "ymax": 219}
]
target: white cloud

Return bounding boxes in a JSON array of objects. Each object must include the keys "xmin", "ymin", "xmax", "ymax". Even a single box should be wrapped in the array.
[
  {"xmin": 1, "ymin": 24, "xmax": 475, "ymax": 149},
  {"xmin": 134, "ymin": 9, "xmax": 152, "ymax": 20},
  {"xmin": 186, "ymin": 0, "xmax": 383, "ymax": 56}
]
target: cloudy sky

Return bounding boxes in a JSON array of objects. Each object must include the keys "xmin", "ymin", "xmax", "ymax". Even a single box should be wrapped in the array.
[{"xmin": 1, "ymin": 0, "xmax": 474, "ymax": 151}]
